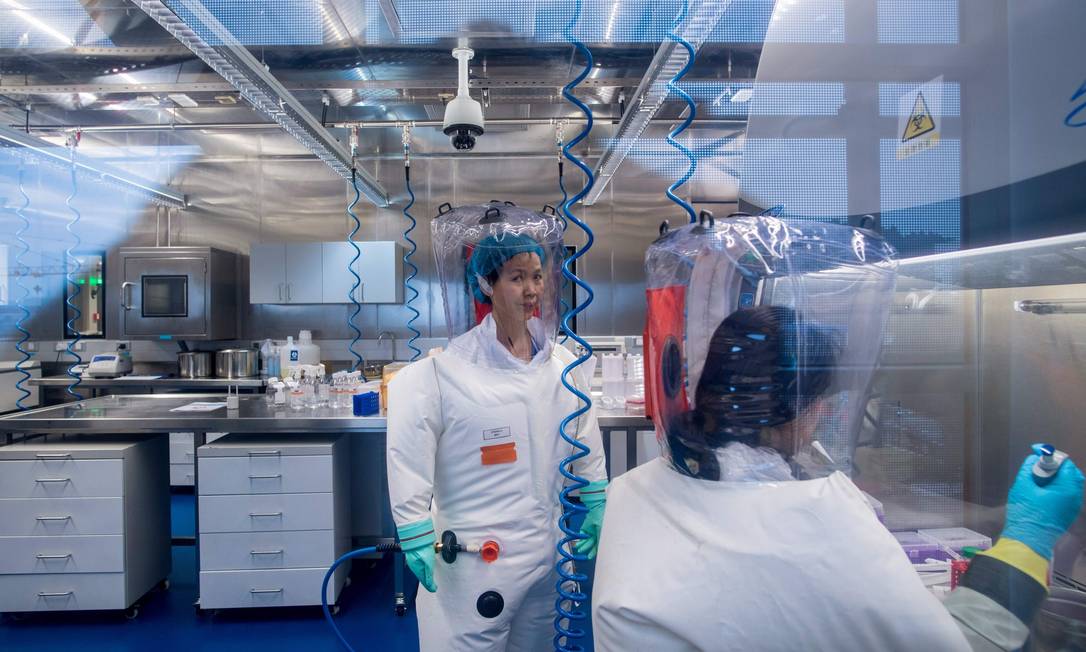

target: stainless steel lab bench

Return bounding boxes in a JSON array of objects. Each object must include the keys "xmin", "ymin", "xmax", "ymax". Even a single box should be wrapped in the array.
[{"xmin": 0, "ymin": 394, "xmax": 654, "ymax": 613}]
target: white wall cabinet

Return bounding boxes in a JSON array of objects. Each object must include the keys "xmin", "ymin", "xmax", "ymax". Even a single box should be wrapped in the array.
[
  {"xmin": 249, "ymin": 243, "xmax": 326, "ymax": 304},
  {"xmin": 321, "ymin": 241, "xmax": 404, "ymax": 304},
  {"xmin": 249, "ymin": 241, "xmax": 403, "ymax": 305}
]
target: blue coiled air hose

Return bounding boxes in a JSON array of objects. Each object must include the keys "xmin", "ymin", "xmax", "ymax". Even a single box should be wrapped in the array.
[
  {"xmin": 402, "ymin": 137, "xmax": 422, "ymax": 362},
  {"xmin": 554, "ymin": 1, "xmax": 597, "ymax": 650},
  {"xmin": 556, "ymin": 154, "xmax": 571, "ymax": 344},
  {"xmin": 665, "ymin": 0, "xmax": 699, "ymax": 224},
  {"xmin": 14, "ymin": 165, "xmax": 34, "ymax": 410},
  {"xmin": 321, "ymin": 542, "xmax": 399, "ymax": 651},
  {"xmin": 63, "ymin": 147, "xmax": 84, "ymax": 401},
  {"xmin": 346, "ymin": 168, "xmax": 367, "ymax": 379}
]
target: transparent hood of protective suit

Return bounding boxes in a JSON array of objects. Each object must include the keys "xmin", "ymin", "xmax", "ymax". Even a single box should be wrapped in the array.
[
  {"xmin": 431, "ymin": 201, "xmax": 564, "ymax": 369},
  {"xmin": 644, "ymin": 216, "xmax": 897, "ymax": 482}
]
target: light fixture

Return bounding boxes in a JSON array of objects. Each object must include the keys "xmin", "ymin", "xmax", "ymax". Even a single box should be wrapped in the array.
[
  {"xmin": 730, "ymin": 88, "xmax": 753, "ymax": 103},
  {"xmin": 168, "ymin": 93, "xmax": 199, "ymax": 108},
  {"xmin": 585, "ymin": 0, "xmax": 731, "ymax": 205},
  {"xmin": 3, "ymin": 0, "xmax": 74, "ymax": 46},
  {"xmin": 603, "ymin": 1, "xmax": 622, "ymax": 42},
  {"xmin": 0, "ymin": 123, "xmax": 186, "ymax": 208},
  {"xmin": 131, "ymin": 0, "xmax": 389, "ymax": 206}
]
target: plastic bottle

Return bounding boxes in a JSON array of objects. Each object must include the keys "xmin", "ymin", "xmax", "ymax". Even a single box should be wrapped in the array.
[
  {"xmin": 281, "ymin": 335, "xmax": 299, "ymax": 374},
  {"xmin": 259, "ymin": 339, "xmax": 274, "ymax": 379},
  {"xmin": 296, "ymin": 330, "xmax": 321, "ymax": 365}
]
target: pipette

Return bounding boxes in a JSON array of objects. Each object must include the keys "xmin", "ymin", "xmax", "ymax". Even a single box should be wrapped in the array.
[{"xmin": 1032, "ymin": 443, "xmax": 1069, "ymax": 486}]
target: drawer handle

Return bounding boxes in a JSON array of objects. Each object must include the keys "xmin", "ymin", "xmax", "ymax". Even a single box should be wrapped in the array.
[
  {"xmin": 249, "ymin": 512, "xmax": 283, "ymax": 518},
  {"xmin": 38, "ymin": 591, "xmax": 74, "ymax": 598},
  {"xmin": 250, "ymin": 549, "xmax": 284, "ymax": 556},
  {"xmin": 247, "ymin": 450, "xmax": 281, "ymax": 456},
  {"xmin": 35, "ymin": 453, "xmax": 72, "ymax": 459},
  {"xmin": 34, "ymin": 478, "xmax": 71, "ymax": 483},
  {"xmin": 36, "ymin": 516, "xmax": 72, "ymax": 522},
  {"xmin": 248, "ymin": 474, "xmax": 282, "ymax": 480},
  {"xmin": 36, "ymin": 553, "xmax": 73, "ymax": 560},
  {"xmin": 249, "ymin": 588, "xmax": 283, "ymax": 594}
]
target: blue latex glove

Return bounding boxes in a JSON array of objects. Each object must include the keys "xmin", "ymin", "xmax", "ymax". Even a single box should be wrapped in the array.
[
  {"xmin": 1001, "ymin": 444, "xmax": 1085, "ymax": 559},
  {"xmin": 398, "ymin": 518, "xmax": 437, "ymax": 593},
  {"xmin": 574, "ymin": 480, "xmax": 608, "ymax": 559}
]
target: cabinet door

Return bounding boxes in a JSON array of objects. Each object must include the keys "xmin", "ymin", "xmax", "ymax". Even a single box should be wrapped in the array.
[
  {"xmin": 321, "ymin": 242, "xmax": 365, "ymax": 304},
  {"xmin": 284, "ymin": 243, "xmax": 323, "ymax": 303},
  {"xmin": 249, "ymin": 244, "xmax": 286, "ymax": 304},
  {"xmin": 357, "ymin": 242, "xmax": 404, "ymax": 304}
]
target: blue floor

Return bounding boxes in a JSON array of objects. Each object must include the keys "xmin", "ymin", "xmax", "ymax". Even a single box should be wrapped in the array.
[{"xmin": 0, "ymin": 494, "xmax": 597, "ymax": 652}]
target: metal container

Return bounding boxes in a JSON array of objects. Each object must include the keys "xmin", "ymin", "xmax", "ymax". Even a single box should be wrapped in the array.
[
  {"xmin": 215, "ymin": 348, "xmax": 259, "ymax": 379},
  {"xmin": 178, "ymin": 351, "xmax": 211, "ymax": 379}
]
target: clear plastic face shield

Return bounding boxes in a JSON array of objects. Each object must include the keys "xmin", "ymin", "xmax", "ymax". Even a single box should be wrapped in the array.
[
  {"xmin": 645, "ymin": 216, "xmax": 897, "ymax": 482},
  {"xmin": 431, "ymin": 201, "xmax": 564, "ymax": 351}
]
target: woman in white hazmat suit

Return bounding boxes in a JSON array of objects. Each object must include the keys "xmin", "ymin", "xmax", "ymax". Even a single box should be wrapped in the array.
[
  {"xmin": 387, "ymin": 202, "xmax": 608, "ymax": 652},
  {"xmin": 592, "ymin": 217, "xmax": 1084, "ymax": 651}
]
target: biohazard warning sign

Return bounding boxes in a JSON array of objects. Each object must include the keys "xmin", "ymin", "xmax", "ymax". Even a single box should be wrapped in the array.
[
  {"xmin": 897, "ymin": 76, "xmax": 943, "ymax": 159},
  {"xmin": 902, "ymin": 93, "xmax": 936, "ymax": 141}
]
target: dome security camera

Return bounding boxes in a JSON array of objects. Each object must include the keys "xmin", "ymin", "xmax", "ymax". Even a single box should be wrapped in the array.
[{"xmin": 443, "ymin": 47, "xmax": 485, "ymax": 151}]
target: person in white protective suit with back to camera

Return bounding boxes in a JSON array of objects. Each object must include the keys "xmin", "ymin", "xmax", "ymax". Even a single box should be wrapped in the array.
[
  {"xmin": 591, "ymin": 216, "xmax": 1085, "ymax": 652},
  {"xmin": 386, "ymin": 202, "xmax": 608, "ymax": 652}
]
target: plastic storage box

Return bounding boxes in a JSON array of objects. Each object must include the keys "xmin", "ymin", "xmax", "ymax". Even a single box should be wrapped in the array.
[
  {"xmin": 917, "ymin": 527, "xmax": 992, "ymax": 553},
  {"xmin": 893, "ymin": 531, "xmax": 955, "ymax": 563}
]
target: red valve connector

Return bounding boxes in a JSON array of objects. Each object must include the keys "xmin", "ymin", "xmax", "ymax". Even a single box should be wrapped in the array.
[{"xmin": 480, "ymin": 540, "xmax": 501, "ymax": 564}]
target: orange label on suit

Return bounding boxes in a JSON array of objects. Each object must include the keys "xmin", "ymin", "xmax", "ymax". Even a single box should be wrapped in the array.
[{"xmin": 480, "ymin": 442, "xmax": 518, "ymax": 466}]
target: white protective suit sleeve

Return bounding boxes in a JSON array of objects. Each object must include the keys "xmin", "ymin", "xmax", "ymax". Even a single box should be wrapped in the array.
[
  {"xmin": 386, "ymin": 357, "xmax": 444, "ymax": 526},
  {"xmin": 555, "ymin": 345, "xmax": 608, "ymax": 486}
]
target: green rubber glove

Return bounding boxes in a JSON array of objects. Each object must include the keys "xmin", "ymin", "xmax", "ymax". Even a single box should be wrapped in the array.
[
  {"xmin": 398, "ymin": 518, "xmax": 437, "ymax": 593},
  {"xmin": 1001, "ymin": 444, "xmax": 1085, "ymax": 559},
  {"xmin": 574, "ymin": 480, "xmax": 608, "ymax": 559}
]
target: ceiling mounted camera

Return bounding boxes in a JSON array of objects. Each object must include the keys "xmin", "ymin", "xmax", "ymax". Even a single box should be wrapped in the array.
[{"xmin": 442, "ymin": 47, "xmax": 485, "ymax": 151}]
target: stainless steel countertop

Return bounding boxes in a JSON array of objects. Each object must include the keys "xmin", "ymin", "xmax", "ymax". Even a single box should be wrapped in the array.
[
  {"xmin": 30, "ymin": 375, "xmax": 265, "ymax": 388},
  {"xmin": 0, "ymin": 394, "xmax": 650, "ymax": 435}
]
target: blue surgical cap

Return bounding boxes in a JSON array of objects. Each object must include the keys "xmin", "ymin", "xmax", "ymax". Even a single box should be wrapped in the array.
[{"xmin": 467, "ymin": 233, "xmax": 546, "ymax": 304}]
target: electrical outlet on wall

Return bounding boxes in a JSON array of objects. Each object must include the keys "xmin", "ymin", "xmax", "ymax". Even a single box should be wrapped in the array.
[
  {"xmin": 26, "ymin": 342, "xmax": 37, "ymax": 352},
  {"xmin": 54, "ymin": 341, "xmax": 86, "ymax": 352}
]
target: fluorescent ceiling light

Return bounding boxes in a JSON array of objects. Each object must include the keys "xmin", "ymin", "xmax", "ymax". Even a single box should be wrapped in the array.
[
  {"xmin": 730, "ymin": 88, "xmax": 753, "ymax": 103},
  {"xmin": 168, "ymin": 93, "xmax": 198, "ymax": 108},
  {"xmin": 603, "ymin": 1, "xmax": 621, "ymax": 42},
  {"xmin": 3, "ymin": 0, "xmax": 74, "ymax": 46}
]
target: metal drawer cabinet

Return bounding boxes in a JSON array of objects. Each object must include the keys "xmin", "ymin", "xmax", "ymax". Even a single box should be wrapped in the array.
[
  {"xmin": 196, "ymin": 435, "xmax": 351, "ymax": 611},
  {"xmin": 199, "ymin": 568, "xmax": 341, "ymax": 609},
  {"xmin": 170, "ymin": 463, "xmax": 195, "ymax": 487},
  {"xmin": 199, "ymin": 530, "xmax": 338, "ymax": 571},
  {"xmin": 197, "ymin": 455, "xmax": 334, "ymax": 495},
  {"xmin": 0, "ymin": 436, "xmax": 171, "ymax": 616},
  {"xmin": 198, "ymin": 493, "xmax": 335, "ymax": 533},
  {"xmin": 0, "ymin": 535, "xmax": 124, "ymax": 574},
  {"xmin": 0, "ymin": 572, "xmax": 128, "ymax": 612},
  {"xmin": 0, "ymin": 497, "xmax": 124, "ymax": 536},
  {"xmin": 0, "ymin": 459, "xmax": 123, "ymax": 498}
]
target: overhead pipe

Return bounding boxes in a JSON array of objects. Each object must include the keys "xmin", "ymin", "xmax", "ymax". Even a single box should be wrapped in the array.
[{"xmin": 15, "ymin": 117, "xmax": 745, "ymax": 133}]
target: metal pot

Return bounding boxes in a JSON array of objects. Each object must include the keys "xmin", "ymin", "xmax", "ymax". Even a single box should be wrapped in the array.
[
  {"xmin": 215, "ymin": 348, "xmax": 259, "ymax": 379},
  {"xmin": 178, "ymin": 351, "xmax": 211, "ymax": 379}
]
